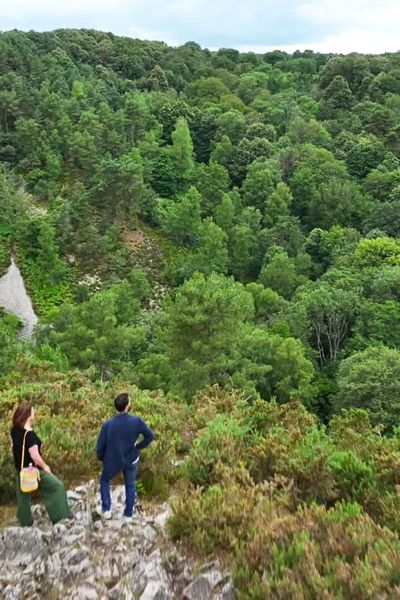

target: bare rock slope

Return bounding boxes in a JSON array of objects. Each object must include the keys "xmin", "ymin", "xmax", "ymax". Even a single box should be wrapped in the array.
[
  {"xmin": 0, "ymin": 482, "xmax": 234, "ymax": 600},
  {"xmin": 0, "ymin": 260, "xmax": 37, "ymax": 338}
]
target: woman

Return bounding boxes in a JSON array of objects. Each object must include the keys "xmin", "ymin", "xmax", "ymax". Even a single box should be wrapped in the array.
[{"xmin": 10, "ymin": 401, "xmax": 71, "ymax": 527}]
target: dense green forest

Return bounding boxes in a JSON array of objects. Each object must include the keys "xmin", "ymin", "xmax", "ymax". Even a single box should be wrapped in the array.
[{"xmin": 1, "ymin": 29, "xmax": 400, "ymax": 597}]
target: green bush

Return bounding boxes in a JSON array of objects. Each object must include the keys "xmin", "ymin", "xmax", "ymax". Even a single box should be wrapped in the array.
[
  {"xmin": 169, "ymin": 465, "xmax": 278, "ymax": 554},
  {"xmin": 0, "ymin": 363, "xmax": 189, "ymax": 502},
  {"xmin": 185, "ymin": 414, "xmax": 250, "ymax": 486},
  {"xmin": 235, "ymin": 501, "xmax": 400, "ymax": 599},
  {"xmin": 326, "ymin": 450, "xmax": 376, "ymax": 499}
]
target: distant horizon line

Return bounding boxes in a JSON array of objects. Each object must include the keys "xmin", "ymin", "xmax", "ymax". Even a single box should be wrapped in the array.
[{"xmin": 1, "ymin": 27, "xmax": 399, "ymax": 56}]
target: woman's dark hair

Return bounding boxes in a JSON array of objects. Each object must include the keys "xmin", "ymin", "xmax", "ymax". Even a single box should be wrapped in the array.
[
  {"xmin": 114, "ymin": 393, "xmax": 130, "ymax": 413},
  {"xmin": 12, "ymin": 402, "xmax": 33, "ymax": 429}
]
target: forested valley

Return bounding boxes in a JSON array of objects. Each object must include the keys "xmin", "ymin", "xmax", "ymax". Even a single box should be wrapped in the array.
[{"xmin": 1, "ymin": 29, "xmax": 400, "ymax": 597}]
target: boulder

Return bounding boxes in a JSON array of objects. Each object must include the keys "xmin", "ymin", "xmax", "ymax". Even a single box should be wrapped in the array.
[
  {"xmin": 183, "ymin": 570, "xmax": 226, "ymax": 600},
  {"xmin": 131, "ymin": 549, "xmax": 172, "ymax": 597},
  {"xmin": 154, "ymin": 503, "xmax": 171, "ymax": 531},
  {"xmin": 219, "ymin": 579, "xmax": 236, "ymax": 600},
  {"xmin": 140, "ymin": 581, "xmax": 170, "ymax": 600},
  {"xmin": 0, "ymin": 527, "xmax": 45, "ymax": 567}
]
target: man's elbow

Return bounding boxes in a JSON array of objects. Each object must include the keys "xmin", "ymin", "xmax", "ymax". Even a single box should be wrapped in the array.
[
  {"xmin": 144, "ymin": 427, "xmax": 155, "ymax": 442},
  {"xmin": 96, "ymin": 446, "xmax": 105, "ymax": 461},
  {"xmin": 146, "ymin": 430, "xmax": 155, "ymax": 446}
]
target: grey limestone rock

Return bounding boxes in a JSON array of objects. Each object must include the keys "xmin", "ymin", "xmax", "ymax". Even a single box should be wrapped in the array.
[
  {"xmin": 153, "ymin": 503, "xmax": 171, "ymax": 531},
  {"xmin": 140, "ymin": 580, "xmax": 170, "ymax": 600},
  {"xmin": 183, "ymin": 569, "xmax": 226, "ymax": 600},
  {"xmin": 221, "ymin": 579, "xmax": 236, "ymax": 600},
  {"xmin": 0, "ymin": 260, "xmax": 38, "ymax": 338},
  {"xmin": 0, "ymin": 482, "xmax": 235, "ymax": 600},
  {"xmin": 131, "ymin": 548, "xmax": 172, "ymax": 597},
  {"xmin": 0, "ymin": 527, "xmax": 45, "ymax": 567}
]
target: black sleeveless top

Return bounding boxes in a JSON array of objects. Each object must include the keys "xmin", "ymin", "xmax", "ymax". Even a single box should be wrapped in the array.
[{"xmin": 10, "ymin": 427, "xmax": 42, "ymax": 470}]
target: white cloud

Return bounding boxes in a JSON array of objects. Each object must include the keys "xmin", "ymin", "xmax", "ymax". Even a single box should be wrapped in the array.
[
  {"xmin": 238, "ymin": 29, "xmax": 400, "ymax": 55},
  {"xmin": 128, "ymin": 25, "xmax": 179, "ymax": 47},
  {"xmin": 0, "ymin": 0, "xmax": 131, "ymax": 19},
  {"xmin": 299, "ymin": 0, "xmax": 399, "ymax": 29}
]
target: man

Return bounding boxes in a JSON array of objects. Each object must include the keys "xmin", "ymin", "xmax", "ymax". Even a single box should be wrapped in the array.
[{"xmin": 96, "ymin": 393, "xmax": 154, "ymax": 520}]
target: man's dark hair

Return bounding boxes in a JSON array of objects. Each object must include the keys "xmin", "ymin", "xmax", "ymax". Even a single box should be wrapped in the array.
[{"xmin": 114, "ymin": 393, "xmax": 130, "ymax": 413}]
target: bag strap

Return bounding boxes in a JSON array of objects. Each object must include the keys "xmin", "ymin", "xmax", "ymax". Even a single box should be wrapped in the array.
[{"xmin": 21, "ymin": 430, "xmax": 28, "ymax": 471}]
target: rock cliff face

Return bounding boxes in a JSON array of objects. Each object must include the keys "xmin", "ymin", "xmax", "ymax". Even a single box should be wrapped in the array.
[
  {"xmin": 0, "ymin": 482, "xmax": 235, "ymax": 600},
  {"xmin": 0, "ymin": 260, "xmax": 37, "ymax": 338}
]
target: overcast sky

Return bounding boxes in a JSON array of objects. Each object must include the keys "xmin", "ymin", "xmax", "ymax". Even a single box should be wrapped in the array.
[{"xmin": 1, "ymin": 0, "xmax": 399, "ymax": 54}]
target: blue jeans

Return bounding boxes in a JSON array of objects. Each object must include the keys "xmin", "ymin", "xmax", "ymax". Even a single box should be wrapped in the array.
[{"xmin": 100, "ymin": 460, "xmax": 138, "ymax": 517}]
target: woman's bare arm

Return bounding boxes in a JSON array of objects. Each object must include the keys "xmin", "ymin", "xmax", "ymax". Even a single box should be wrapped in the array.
[{"xmin": 28, "ymin": 445, "xmax": 51, "ymax": 473}]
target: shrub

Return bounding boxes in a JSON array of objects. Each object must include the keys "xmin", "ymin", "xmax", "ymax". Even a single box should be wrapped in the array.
[
  {"xmin": 169, "ymin": 465, "xmax": 287, "ymax": 555},
  {"xmin": 185, "ymin": 414, "xmax": 250, "ymax": 486},
  {"xmin": 0, "ymin": 363, "xmax": 189, "ymax": 501},
  {"xmin": 235, "ymin": 501, "xmax": 400, "ymax": 599},
  {"xmin": 326, "ymin": 450, "xmax": 376, "ymax": 499}
]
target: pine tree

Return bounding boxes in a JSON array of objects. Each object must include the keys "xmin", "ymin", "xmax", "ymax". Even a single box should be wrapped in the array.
[{"xmin": 170, "ymin": 117, "xmax": 194, "ymax": 190}]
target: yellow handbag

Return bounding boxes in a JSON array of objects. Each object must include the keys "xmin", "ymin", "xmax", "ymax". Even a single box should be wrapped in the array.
[{"xmin": 20, "ymin": 431, "xmax": 40, "ymax": 493}]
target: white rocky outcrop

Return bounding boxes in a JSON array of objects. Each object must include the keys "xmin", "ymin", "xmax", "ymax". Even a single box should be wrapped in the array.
[
  {"xmin": 0, "ymin": 482, "xmax": 234, "ymax": 600},
  {"xmin": 0, "ymin": 260, "xmax": 38, "ymax": 338}
]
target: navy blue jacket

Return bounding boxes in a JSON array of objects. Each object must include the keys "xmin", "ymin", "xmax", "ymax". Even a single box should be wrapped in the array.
[{"xmin": 96, "ymin": 413, "xmax": 155, "ymax": 479}]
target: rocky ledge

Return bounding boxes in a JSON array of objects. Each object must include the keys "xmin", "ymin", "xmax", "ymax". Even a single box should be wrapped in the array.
[{"xmin": 0, "ymin": 482, "xmax": 235, "ymax": 600}]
